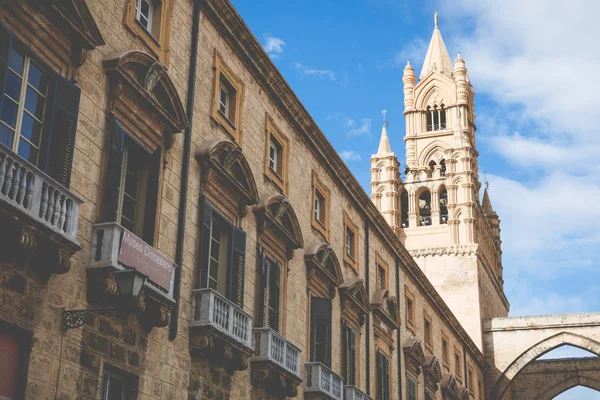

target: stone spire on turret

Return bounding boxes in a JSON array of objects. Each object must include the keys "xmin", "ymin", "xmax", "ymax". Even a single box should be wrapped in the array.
[
  {"xmin": 420, "ymin": 12, "xmax": 453, "ymax": 79},
  {"xmin": 377, "ymin": 124, "xmax": 392, "ymax": 155},
  {"xmin": 482, "ymin": 188, "xmax": 494, "ymax": 214}
]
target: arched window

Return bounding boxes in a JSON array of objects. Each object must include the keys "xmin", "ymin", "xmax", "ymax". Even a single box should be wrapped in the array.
[
  {"xmin": 439, "ymin": 187, "xmax": 448, "ymax": 224},
  {"xmin": 433, "ymin": 106, "xmax": 439, "ymax": 130},
  {"xmin": 418, "ymin": 190, "xmax": 432, "ymax": 226},
  {"xmin": 440, "ymin": 159, "xmax": 446, "ymax": 176},
  {"xmin": 428, "ymin": 160, "xmax": 436, "ymax": 178},
  {"xmin": 426, "ymin": 106, "xmax": 433, "ymax": 131},
  {"xmin": 401, "ymin": 190, "xmax": 409, "ymax": 228},
  {"xmin": 440, "ymin": 104, "xmax": 447, "ymax": 129}
]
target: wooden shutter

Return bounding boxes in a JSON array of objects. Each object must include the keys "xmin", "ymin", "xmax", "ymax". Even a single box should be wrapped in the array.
[
  {"xmin": 257, "ymin": 247, "xmax": 268, "ymax": 327},
  {"xmin": 198, "ymin": 199, "xmax": 213, "ymax": 288},
  {"xmin": 228, "ymin": 225, "xmax": 246, "ymax": 307},
  {"xmin": 102, "ymin": 119, "xmax": 125, "ymax": 222},
  {"xmin": 271, "ymin": 261, "xmax": 281, "ymax": 332},
  {"xmin": 349, "ymin": 327, "xmax": 356, "ymax": 385},
  {"xmin": 0, "ymin": 24, "xmax": 12, "ymax": 121},
  {"xmin": 310, "ymin": 296, "xmax": 332, "ymax": 367},
  {"xmin": 376, "ymin": 351, "xmax": 383, "ymax": 400},
  {"xmin": 383, "ymin": 353, "xmax": 390, "ymax": 400},
  {"xmin": 142, "ymin": 146, "xmax": 162, "ymax": 245},
  {"xmin": 43, "ymin": 74, "xmax": 81, "ymax": 188}
]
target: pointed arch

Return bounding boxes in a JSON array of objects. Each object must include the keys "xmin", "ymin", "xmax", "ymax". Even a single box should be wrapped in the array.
[
  {"xmin": 419, "ymin": 140, "xmax": 448, "ymax": 168},
  {"xmin": 254, "ymin": 193, "xmax": 304, "ymax": 252},
  {"xmin": 415, "ymin": 73, "xmax": 455, "ymax": 110},
  {"xmin": 535, "ymin": 376, "xmax": 600, "ymax": 400},
  {"xmin": 417, "ymin": 187, "xmax": 432, "ymax": 226},
  {"xmin": 492, "ymin": 332, "xmax": 600, "ymax": 399}
]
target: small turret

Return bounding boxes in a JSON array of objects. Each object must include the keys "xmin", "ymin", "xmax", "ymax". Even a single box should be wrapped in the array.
[{"xmin": 403, "ymin": 60, "xmax": 416, "ymax": 111}]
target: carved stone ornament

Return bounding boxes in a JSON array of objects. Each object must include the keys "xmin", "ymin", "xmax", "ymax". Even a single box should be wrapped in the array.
[
  {"xmin": 304, "ymin": 243, "xmax": 343, "ymax": 298},
  {"xmin": 145, "ymin": 61, "xmax": 166, "ymax": 92},
  {"xmin": 403, "ymin": 338, "xmax": 426, "ymax": 376},
  {"xmin": 254, "ymin": 194, "xmax": 304, "ymax": 256},
  {"xmin": 339, "ymin": 277, "xmax": 371, "ymax": 326}
]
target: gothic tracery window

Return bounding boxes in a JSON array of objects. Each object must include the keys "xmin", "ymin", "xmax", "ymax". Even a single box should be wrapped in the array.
[
  {"xmin": 426, "ymin": 104, "xmax": 447, "ymax": 131},
  {"xmin": 419, "ymin": 189, "xmax": 432, "ymax": 226}
]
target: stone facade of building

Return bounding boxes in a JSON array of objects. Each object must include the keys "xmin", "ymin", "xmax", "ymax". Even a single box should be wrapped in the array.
[{"xmin": 0, "ymin": 1, "xmax": 598, "ymax": 400}]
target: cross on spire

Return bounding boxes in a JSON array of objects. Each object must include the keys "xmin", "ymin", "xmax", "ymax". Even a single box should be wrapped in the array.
[
  {"xmin": 483, "ymin": 171, "xmax": 490, "ymax": 191},
  {"xmin": 381, "ymin": 109, "xmax": 388, "ymax": 128},
  {"xmin": 434, "ymin": 11, "xmax": 439, "ymax": 28}
]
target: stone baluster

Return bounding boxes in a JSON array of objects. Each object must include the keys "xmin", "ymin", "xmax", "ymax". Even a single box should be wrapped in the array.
[
  {"xmin": 8, "ymin": 162, "xmax": 20, "ymax": 199},
  {"xmin": 2, "ymin": 158, "xmax": 13, "ymax": 195}
]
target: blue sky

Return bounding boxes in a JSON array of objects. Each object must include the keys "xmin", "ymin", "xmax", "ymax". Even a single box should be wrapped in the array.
[{"xmin": 231, "ymin": 1, "xmax": 600, "ymax": 395}]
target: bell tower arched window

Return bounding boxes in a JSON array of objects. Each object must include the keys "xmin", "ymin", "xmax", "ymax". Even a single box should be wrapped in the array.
[
  {"xmin": 426, "ymin": 105, "xmax": 447, "ymax": 131},
  {"xmin": 440, "ymin": 104, "xmax": 447, "ymax": 129},
  {"xmin": 418, "ymin": 189, "xmax": 432, "ymax": 226},
  {"xmin": 426, "ymin": 106, "xmax": 433, "ymax": 131},
  {"xmin": 440, "ymin": 159, "xmax": 446, "ymax": 176},
  {"xmin": 401, "ymin": 190, "xmax": 409, "ymax": 228},
  {"xmin": 439, "ymin": 187, "xmax": 448, "ymax": 224}
]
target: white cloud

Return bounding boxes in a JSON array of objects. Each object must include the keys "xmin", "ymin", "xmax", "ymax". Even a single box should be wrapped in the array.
[
  {"xmin": 263, "ymin": 36, "xmax": 285, "ymax": 58},
  {"xmin": 339, "ymin": 150, "xmax": 362, "ymax": 162},
  {"xmin": 293, "ymin": 63, "xmax": 336, "ymax": 80},
  {"xmin": 347, "ymin": 118, "xmax": 372, "ymax": 137}
]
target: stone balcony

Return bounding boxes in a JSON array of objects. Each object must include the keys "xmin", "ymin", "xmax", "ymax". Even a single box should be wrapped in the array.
[
  {"xmin": 344, "ymin": 385, "xmax": 372, "ymax": 400},
  {"xmin": 189, "ymin": 288, "xmax": 254, "ymax": 371},
  {"xmin": 251, "ymin": 327, "xmax": 302, "ymax": 397},
  {"xmin": 88, "ymin": 223, "xmax": 176, "ymax": 330},
  {"xmin": 0, "ymin": 144, "xmax": 81, "ymax": 277},
  {"xmin": 304, "ymin": 362, "xmax": 344, "ymax": 400}
]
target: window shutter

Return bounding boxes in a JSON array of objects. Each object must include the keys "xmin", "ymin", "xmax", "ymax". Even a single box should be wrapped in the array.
[
  {"xmin": 257, "ymin": 247, "xmax": 268, "ymax": 327},
  {"xmin": 228, "ymin": 225, "xmax": 246, "ymax": 307},
  {"xmin": 350, "ymin": 328, "xmax": 356, "ymax": 385},
  {"xmin": 376, "ymin": 351, "xmax": 383, "ymax": 400},
  {"xmin": 43, "ymin": 74, "xmax": 81, "ymax": 188},
  {"xmin": 272, "ymin": 261, "xmax": 281, "ymax": 332},
  {"xmin": 383, "ymin": 354, "xmax": 390, "ymax": 400},
  {"xmin": 142, "ymin": 146, "xmax": 162, "ymax": 245},
  {"xmin": 343, "ymin": 322, "xmax": 348, "ymax": 381},
  {"xmin": 310, "ymin": 297, "xmax": 332, "ymax": 367},
  {"xmin": 198, "ymin": 199, "xmax": 212, "ymax": 288},
  {"xmin": 0, "ymin": 24, "xmax": 12, "ymax": 117},
  {"xmin": 102, "ymin": 119, "xmax": 125, "ymax": 222}
]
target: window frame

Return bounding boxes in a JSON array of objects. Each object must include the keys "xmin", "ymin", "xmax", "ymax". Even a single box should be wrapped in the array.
[
  {"xmin": 263, "ymin": 115, "xmax": 288, "ymax": 193},
  {"xmin": 343, "ymin": 211, "xmax": 359, "ymax": 271},
  {"xmin": 468, "ymin": 365, "xmax": 475, "ymax": 395},
  {"xmin": 310, "ymin": 296, "xmax": 332, "ymax": 367},
  {"xmin": 101, "ymin": 364, "xmax": 138, "ymax": 400},
  {"xmin": 135, "ymin": 0, "xmax": 153, "ymax": 33},
  {"xmin": 342, "ymin": 322, "xmax": 358, "ymax": 386},
  {"xmin": 454, "ymin": 346, "xmax": 463, "ymax": 381},
  {"xmin": 256, "ymin": 247, "xmax": 283, "ymax": 332},
  {"xmin": 441, "ymin": 331, "xmax": 450, "ymax": 371},
  {"xmin": 376, "ymin": 254, "xmax": 388, "ymax": 291},
  {"xmin": 406, "ymin": 375, "xmax": 417, "ymax": 400},
  {"xmin": 211, "ymin": 51, "xmax": 244, "ymax": 143},
  {"xmin": 404, "ymin": 285, "xmax": 416, "ymax": 334},
  {"xmin": 124, "ymin": 0, "xmax": 172, "ymax": 66},
  {"xmin": 423, "ymin": 310, "xmax": 433, "ymax": 353},
  {"xmin": 311, "ymin": 172, "xmax": 330, "ymax": 240},
  {"xmin": 376, "ymin": 350, "xmax": 390, "ymax": 400}
]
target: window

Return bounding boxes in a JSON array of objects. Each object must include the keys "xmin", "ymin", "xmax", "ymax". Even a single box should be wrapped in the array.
[
  {"xmin": 211, "ymin": 52, "xmax": 244, "ymax": 142},
  {"xmin": 263, "ymin": 117, "xmax": 288, "ymax": 193},
  {"xmin": 405, "ymin": 286, "xmax": 415, "ymax": 333},
  {"xmin": 426, "ymin": 104, "xmax": 446, "ymax": 131},
  {"xmin": 310, "ymin": 296, "xmax": 332, "ymax": 367},
  {"xmin": 424, "ymin": 312, "xmax": 432, "ymax": 351},
  {"xmin": 104, "ymin": 120, "xmax": 161, "ymax": 245},
  {"xmin": 345, "ymin": 228, "xmax": 355, "ymax": 259},
  {"xmin": 0, "ymin": 323, "xmax": 32, "ymax": 400},
  {"xmin": 343, "ymin": 212, "xmax": 359, "ymax": 270},
  {"xmin": 400, "ymin": 190, "xmax": 409, "ymax": 228},
  {"xmin": 455, "ymin": 347, "xmax": 463, "ymax": 380},
  {"xmin": 418, "ymin": 189, "xmax": 432, "ymax": 226},
  {"xmin": 440, "ymin": 159, "xmax": 446, "ymax": 176},
  {"xmin": 343, "ymin": 324, "xmax": 357, "ymax": 385},
  {"xmin": 124, "ymin": 0, "xmax": 172, "ymax": 65},
  {"xmin": 406, "ymin": 376, "xmax": 416, "ymax": 400},
  {"xmin": 478, "ymin": 379, "xmax": 484, "ymax": 400},
  {"xmin": 377, "ymin": 262, "xmax": 387, "ymax": 291},
  {"xmin": 0, "ymin": 25, "xmax": 81, "ymax": 188},
  {"xmin": 468, "ymin": 368, "xmax": 474, "ymax": 394},
  {"xmin": 257, "ymin": 250, "xmax": 281, "ymax": 331},
  {"xmin": 311, "ymin": 173, "xmax": 330, "ymax": 239},
  {"xmin": 376, "ymin": 351, "xmax": 390, "ymax": 400},
  {"xmin": 442, "ymin": 333, "xmax": 450, "ymax": 370},
  {"xmin": 440, "ymin": 187, "xmax": 448, "ymax": 224},
  {"xmin": 102, "ymin": 365, "xmax": 137, "ymax": 400},
  {"xmin": 198, "ymin": 199, "xmax": 247, "ymax": 307}
]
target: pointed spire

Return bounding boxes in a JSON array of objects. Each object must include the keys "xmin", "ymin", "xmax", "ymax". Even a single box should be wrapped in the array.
[
  {"xmin": 420, "ymin": 12, "xmax": 453, "ymax": 79},
  {"xmin": 482, "ymin": 189, "xmax": 494, "ymax": 214},
  {"xmin": 377, "ymin": 123, "xmax": 392, "ymax": 154}
]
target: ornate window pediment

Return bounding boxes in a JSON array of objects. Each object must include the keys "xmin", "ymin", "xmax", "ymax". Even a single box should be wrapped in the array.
[
  {"xmin": 371, "ymin": 289, "xmax": 400, "ymax": 330},
  {"xmin": 104, "ymin": 51, "xmax": 188, "ymax": 148},
  {"xmin": 305, "ymin": 243, "xmax": 343, "ymax": 298},
  {"xmin": 197, "ymin": 140, "xmax": 259, "ymax": 217},
  {"xmin": 441, "ymin": 374, "xmax": 460, "ymax": 400},
  {"xmin": 254, "ymin": 194, "xmax": 303, "ymax": 257},
  {"xmin": 339, "ymin": 277, "xmax": 371, "ymax": 326},
  {"xmin": 40, "ymin": 0, "xmax": 105, "ymax": 50},
  {"xmin": 423, "ymin": 356, "xmax": 443, "ymax": 392},
  {"xmin": 403, "ymin": 338, "xmax": 426, "ymax": 376}
]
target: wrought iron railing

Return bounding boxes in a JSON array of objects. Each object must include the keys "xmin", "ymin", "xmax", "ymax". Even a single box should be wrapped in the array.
[
  {"xmin": 252, "ymin": 328, "xmax": 301, "ymax": 378},
  {"xmin": 344, "ymin": 385, "xmax": 373, "ymax": 400},
  {"xmin": 0, "ymin": 143, "xmax": 81, "ymax": 243},
  {"xmin": 190, "ymin": 288, "xmax": 253, "ymax": 350},
  {"xmin": 304, "ymin": 362, "xmax": 343, "ymax": 400}
]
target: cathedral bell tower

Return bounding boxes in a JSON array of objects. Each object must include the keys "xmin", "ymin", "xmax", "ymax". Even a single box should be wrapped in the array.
[{"xmin": 371, "ymin": 13, "xmax": 509, "ymax": 350}]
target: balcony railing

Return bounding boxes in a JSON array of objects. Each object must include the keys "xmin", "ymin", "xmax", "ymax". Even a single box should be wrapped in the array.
[
  {"xmin": 0, "ymin": 144, "xmax": 81, "ymax": 244},
  {"xmin": 253, "ymin": 328, "xmax": 301, "ymax": 378},
  {"xmin": 344, "ymin": 385, "xmax": 373, "ymax": 400},
  {"xmin": 304, "ymin": 362, "xmax": 343, "ymax": 400},
  {"xmin": 191, "ymin": 288, "xmax": 253, "ymax": 350}
]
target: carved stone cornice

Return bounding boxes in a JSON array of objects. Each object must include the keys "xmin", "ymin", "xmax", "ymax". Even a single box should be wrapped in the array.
[
  {"xmin": 39, "ymin": 0, "xmax": 105, "ymax": 50},
  {"xmin": 409, "ymin": 245, "xmax": 478, "ymax": 258},
  {"xmin": 403, "ymin": 338, "xmax": 426, "ymax": 376},
  {"xmin": 304, "ymin": 244, "xmax": 343, "ymax": 299},
  {"xmin": 201, "ymin": 0, "xmax": 487, "ymax": 370},
  {"xmin": 423, "ymin": 356, "xmax": 443, "ymax": 392},
  {"xmin": 339, "ymin": 277, "xmax": 371, "ymax": 326},
  {"xmin": 254, "ymin": 193, "xmax": 303, "ymax": 256}
]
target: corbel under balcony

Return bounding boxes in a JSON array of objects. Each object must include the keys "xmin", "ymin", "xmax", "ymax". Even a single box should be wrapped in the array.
[
  {"xmin": 0, "ymin": 144, "xmax": 82, "ymax": 278},
  {"xmin": 251, "ymin": 327, "xmax": 303, "ymax": 397},
  {"xmin": 189, "ymin": 288, "xmax": 254, "ymax": 372},
  {"xmin": 87, "ymin": 223, "xmax": 176, "ymax": 331},
  {"xmin": 304, "ymin": 362, "xmax": 344, "ymax": 400}
]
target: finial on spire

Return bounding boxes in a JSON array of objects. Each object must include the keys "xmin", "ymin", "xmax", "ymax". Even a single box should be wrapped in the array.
[
  {"xmin": 484, "ymin": 171, "xmax": 490, "ymax": 191},
  {"xmin": 434, "ymin": 11, "xmax": 439, "ymax": 28},
  {"xmin": 381, "ymin": 109, "xmax": 388, "ymax": 128}
]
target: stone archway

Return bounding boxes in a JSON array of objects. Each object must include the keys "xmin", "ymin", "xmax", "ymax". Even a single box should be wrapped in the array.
[{"xmin": 536, "ymin": 375, "xmax": 600, "ymax": 400}]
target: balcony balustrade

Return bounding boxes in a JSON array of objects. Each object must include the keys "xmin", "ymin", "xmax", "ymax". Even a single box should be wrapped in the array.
[
  {"xmin": 189, "ymin": 288, "xmax": 254, "ymax": 371},
  {"xmin": 251, "ymin": 327, "xmax": 303, "ymax": 396},
  {"xmin": 304, "ymin": 362, "xmax": 344, "ymax": 400},
  {"xmin": 344, "ymin": 385, "xmax": 373, "ymax": 400},
  {"xmin": 0, "ymin": 143, "xmax": 81, "ymax": 276}
]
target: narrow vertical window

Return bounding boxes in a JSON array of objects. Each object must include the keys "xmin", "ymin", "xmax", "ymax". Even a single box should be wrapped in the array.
[
  {"xmin": 310, "ymin": 297, "xmax": 332, "ymax": 367},
  {"xmin": 343, "ymin": 324, "xmax": 357, "ymax": 385},
  {"xmin": 440, "ymin": 187, "xmax": 448, "ymax": 224},
  {"xmin": 426, "ymin": 106, "xmax": 433, "ymax": 131},
  {"xmin": 345, "ymin": 228, "xmax": 355, "ymax": 259},
  {"xmin": 440, "ymin": 104, "xmax": 447, "ymax": 129},
  {"xmin": 433, "ymin": 105, "xmax": 439, "ymax": 130},
  {"xmin": 407, "ymin": 376, "xmax": 417, "ymax": 400},
  {"xmin": 419, "ymin": 189, "xmax": 432, "ymax": 226},
  {"xmin": 440, "ymin": 159, "xmax": 446, "ymax": 176},
  {"xmin": 117, "ymin": 138, "xmax": 150, "ymax": 237},
  {"xmin": 314, "ymin": 190, "xmax": 325, "ymax": 224},
  {"xmin": 377, "ymin": 263, "xmax": 386, "ymax": 291},
  {"xmin": 135, "ymin": 0, "xmax": 154, "ymax": 33},
  {"xmin": 401, "ymin": 190, "xmax": 409, "ymax": 228},
  {"xmin": 376, "ymin": 351, "xmax": 390, "ymax": 400},
  {"xmin": 269, "ymin": 139, "xmax": 278, "ymax": 172},
  {"xmin": 219, "ymin": 80, "xmax": 230, "ymax": 117},
  {"xmin": 442, "ymin": 336, "xmax": 449, "ymax": 368},
  {"xmin": 424, "ymin": 314, "xmax": 432, "ymax": 349},
  {"xmin": 455, "ymin": 349, "xmax": 462, "ymax": 379}
]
